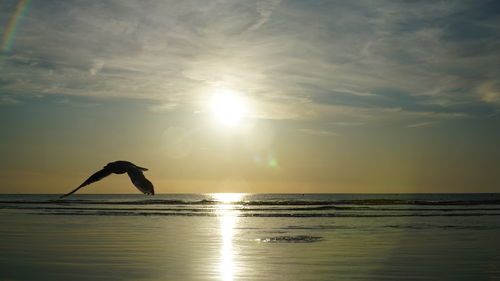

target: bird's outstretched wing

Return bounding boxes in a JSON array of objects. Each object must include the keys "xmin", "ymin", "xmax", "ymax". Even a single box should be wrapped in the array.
[
  {"xmin": 126, "ymin": 168, "xmax": 154, "ymax": 195},
  {"xmin": 60, "ymin": 168, "xmax": 112, "ymax": 198}
]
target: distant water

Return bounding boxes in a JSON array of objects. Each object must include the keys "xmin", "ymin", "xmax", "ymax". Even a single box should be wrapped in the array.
[{"xmin": 1, "ymin": 193, "xmax": 500, "ymax": 280}]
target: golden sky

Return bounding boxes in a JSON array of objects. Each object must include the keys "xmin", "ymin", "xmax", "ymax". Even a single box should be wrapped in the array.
[{"xmin": 1, "ymin": 0, "xmax": 500, "ymax": 193}]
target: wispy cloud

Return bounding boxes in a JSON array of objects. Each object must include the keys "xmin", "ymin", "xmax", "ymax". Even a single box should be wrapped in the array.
[
  {"xmin": 297, "ymin": 128, "xmax": 339, "ymax": 137},
  {"xmin": 477, "ymin": 81, "xmax": 500, "ymax": 104},
  {"xmin": 406, "ymin": 121, "xmax": 436, "ymax": 128},
  {"xmin": 334, "ymin": 121, "xmax": 364, "ymax": 127},
  {"xmin": 0, "ymin": 95, "xmax": 21, "ymax": 105},
  {"xmin": 0, "ymin": 0, "xmax": 499, "ymax": 126},
  {"xmin": 55, "ymin": 98, "xmax": 100, "ymax": 108},
  {"xmin": 246, "ymin": 0, "xmax": 281, "ymax": 32},
  {"xmin": 149, "ymin": 102, "xmax": 179, "ymax": 112}
]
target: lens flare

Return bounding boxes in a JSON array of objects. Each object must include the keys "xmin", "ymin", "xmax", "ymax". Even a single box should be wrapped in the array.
[{"xmin": 1, "ymin": 0, "xmax": 32, "ymax": 65}]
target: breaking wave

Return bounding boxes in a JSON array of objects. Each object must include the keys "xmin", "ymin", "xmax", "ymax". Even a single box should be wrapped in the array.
[
  {"xmin": 2, "ymin": 194, "xmax": 500, "ymax": 217},
  {"xmin": 2, "ymin": 198, "xmax": 500, "ymax": 206}
]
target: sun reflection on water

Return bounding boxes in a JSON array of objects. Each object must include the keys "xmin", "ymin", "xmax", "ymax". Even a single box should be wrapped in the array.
[
  {"xmin": 212, "ymin": 193, "xmax": 245, "ymax": 281},
  {"xmin": 213, "ymin": 193, "xmax": 245, "ymax": 204}
]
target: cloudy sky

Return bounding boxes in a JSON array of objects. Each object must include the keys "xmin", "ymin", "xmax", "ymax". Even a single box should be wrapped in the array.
[{"xmin": 1, "ymin": 0, "xmax": 499, "ymax": 194}]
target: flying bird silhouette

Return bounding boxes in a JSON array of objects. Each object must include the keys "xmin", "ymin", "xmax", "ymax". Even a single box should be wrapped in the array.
[{"xmin": 60, "ymin": 161, "xmax": 154, "ymax": 198}]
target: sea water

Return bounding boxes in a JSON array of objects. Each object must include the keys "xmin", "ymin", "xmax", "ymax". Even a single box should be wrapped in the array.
[{"xmin": 1, "ymin": 193, "xmax": 499, "ymax": 280}]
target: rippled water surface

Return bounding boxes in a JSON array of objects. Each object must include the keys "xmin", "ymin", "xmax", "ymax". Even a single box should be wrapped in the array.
[{"xmin": 1, "ymin": 193, "xmax": 499, "ymax": 280}]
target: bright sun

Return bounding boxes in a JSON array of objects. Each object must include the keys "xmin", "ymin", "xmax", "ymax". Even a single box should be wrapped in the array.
[{"xmin": 210, "ymin": 88, "xmax": 248, "ymax": 126}]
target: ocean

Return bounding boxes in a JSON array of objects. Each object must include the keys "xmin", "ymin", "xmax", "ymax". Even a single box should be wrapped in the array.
[{"xmin": 1, "ymin": 193, "xmax": 499, "ymax": 280}]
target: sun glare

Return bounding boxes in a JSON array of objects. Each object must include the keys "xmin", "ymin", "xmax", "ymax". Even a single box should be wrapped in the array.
[
  {"xmin": 212, "ymin": 193, "xmax": 245, "ymax": 204},
  {"xmin": 210, "ymin": 89, "xmax": 248, "ymax": 126}
]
